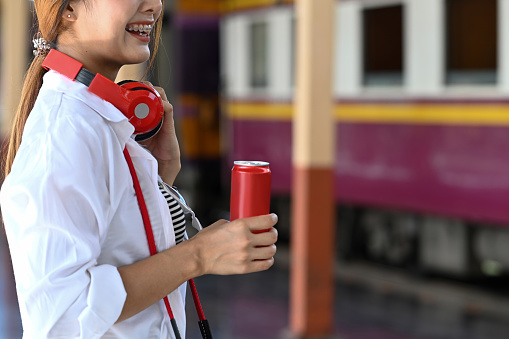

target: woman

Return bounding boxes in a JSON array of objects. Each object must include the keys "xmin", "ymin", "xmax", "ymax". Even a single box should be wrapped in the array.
[{"xmin": 0, "ymin": 0, "xmax": 278, "ymax": 338}]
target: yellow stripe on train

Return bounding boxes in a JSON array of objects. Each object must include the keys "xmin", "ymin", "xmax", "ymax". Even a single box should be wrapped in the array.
[
  {"xmin": 225, "ymin": 102, "xmax": 509, "ymax": 126},
  {"xmin": 221, "ymin": 0, "xmax": 295, "ymax": 13}
]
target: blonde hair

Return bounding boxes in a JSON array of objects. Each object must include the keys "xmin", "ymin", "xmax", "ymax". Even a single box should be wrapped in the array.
[{"xmin": 3, "ymin": 0, "xmax": 164, "ymax": 177}]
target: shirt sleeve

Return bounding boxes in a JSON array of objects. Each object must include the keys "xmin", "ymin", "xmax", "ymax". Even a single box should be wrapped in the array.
[{"xmin": 1, "ymin": 102, "xmax": 128, "ymax": 337}]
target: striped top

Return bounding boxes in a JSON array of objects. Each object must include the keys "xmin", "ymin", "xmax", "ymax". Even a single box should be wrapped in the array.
[{"xmin": 158, "ymin": 182, "xmax": 187, "ymax": 244}]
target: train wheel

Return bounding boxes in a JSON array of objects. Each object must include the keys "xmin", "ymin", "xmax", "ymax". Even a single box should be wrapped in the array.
[{"xmin": 359, "ymin": 209, "xmax": 418, "ymax": 267}]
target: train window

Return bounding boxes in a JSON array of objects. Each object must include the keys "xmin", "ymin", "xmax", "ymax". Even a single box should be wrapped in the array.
[
  {"xmin": 363, "ymin": 5, "xmax": 404, "ymax": 87},
  {"xmin": 445, "ymin": 0, "xmax": 497, "ymax": 85},
  {"xmin": 249, "ymin": 21, "xmax": 268, "ymax": 88}
]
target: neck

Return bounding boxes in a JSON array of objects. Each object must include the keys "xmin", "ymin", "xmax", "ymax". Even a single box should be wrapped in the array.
[{"xmin": 56, "ymin": 45, "xmax": 121, "ymax": 82}]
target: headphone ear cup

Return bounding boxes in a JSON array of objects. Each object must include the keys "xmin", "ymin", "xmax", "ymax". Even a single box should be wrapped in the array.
[{"xmin": 117, "ymin": 80, "xmax": 164, "ymax": 139}]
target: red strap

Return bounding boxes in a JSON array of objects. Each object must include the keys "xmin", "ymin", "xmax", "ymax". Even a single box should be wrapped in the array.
[
  {"xmin": 189, "ymin": 278, "xmax": 206, "ymax": 321},
  {"xmin": 123, "ymin": 148, "xmax": 158, "ymax": 256},
  {"xmin": 123, "ymin": 147, "xmax": 175, "ymax": 320},
  {"xmin": 123, "ymin": 147, "xmax": 208, "ymax": 336}
]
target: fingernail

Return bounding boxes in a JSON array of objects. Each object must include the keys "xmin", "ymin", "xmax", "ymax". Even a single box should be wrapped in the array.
[{"xmin": 271, "ymin": 213, "xmax": 278, "ymax": 222}]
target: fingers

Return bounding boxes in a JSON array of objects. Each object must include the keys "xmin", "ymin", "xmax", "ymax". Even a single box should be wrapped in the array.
[
  {"xmin": 149, "ymin": 85, "xmax": 172, "ymax": 115},
  {"xmin": 191, "ymin": 216, "xmax": 278, "ymax": 276},
  {"xmin": 142, "ymin": 81, "xmax": 168, "ymax": 101},
  {"xmin": 244, "ymin": 214, "xmax": 278, "ymax": 233},
  {"xmin": 228, "ymin": 214, "xmax": 278, "ymax": 248},
  {"xmin": 243, "ymin": 257, "xmax": 275, "ymax": 274},
  {"xmin": 234, "ymin": 216, "xmax": 278, "ymax": 265},
  {"xmin": 141, "ymin": 81, "xmax": 173, "ymax": 115},
  {"xmin": 250, "ymin": 244, "xmax": 277, "ymax": 262},
  {"xmin": 251, "ymin": 227, "xmax": 278, "ymax": 247},
  {"xmin": 161, "ymin": 100, "xmax": 173, "ymax": 117},
  {"xmin": 155, "ymin": 87, "xmax": 168, "ymax": 102}
]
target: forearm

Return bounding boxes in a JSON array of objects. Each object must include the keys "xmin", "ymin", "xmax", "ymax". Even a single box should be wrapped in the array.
[
  {"xmin": 158, "ymin": 159, "xmax": 181, "ymax": 186},
  {"xmin": 116, "ymin": 215, "xmax": 278, "ymax": 322},
  {"xmin": 116, "ymin": 240, "xmax": 199, "ymax": 322}
]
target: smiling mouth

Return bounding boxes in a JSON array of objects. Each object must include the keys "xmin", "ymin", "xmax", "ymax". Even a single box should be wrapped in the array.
[{"xmin": 126, "ymin": 24, "xmax": 153, "ymax": 37}]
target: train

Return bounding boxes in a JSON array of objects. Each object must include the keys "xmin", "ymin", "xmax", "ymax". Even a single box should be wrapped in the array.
[{"xmin": 208, "ymin": 0, "xmax": 509, "ymax": 279}]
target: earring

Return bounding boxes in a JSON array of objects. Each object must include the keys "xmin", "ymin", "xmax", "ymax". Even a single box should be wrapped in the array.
[{"xmin": 67, "ymin": 14, "xmax": 71, "ymax": 18}]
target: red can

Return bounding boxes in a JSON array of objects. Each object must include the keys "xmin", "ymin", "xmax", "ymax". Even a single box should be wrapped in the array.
[{"xmin": 230, "ymin": 161, "xmax": 271, "ymax": 222}]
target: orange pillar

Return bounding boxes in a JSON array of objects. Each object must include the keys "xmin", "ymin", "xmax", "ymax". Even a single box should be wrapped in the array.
[
  {"xmin": 1, "ymin": 0, "xmax": 29, "ymax": 137},
  {"xmin": 290, "ymin": 0, "xmax": 336, "ymax": 338}
]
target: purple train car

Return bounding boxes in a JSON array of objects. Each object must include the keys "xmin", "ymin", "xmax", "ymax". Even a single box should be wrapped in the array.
[{"xmin": 219, "ymin": 0, "xmax": 509, "ymax": 277}]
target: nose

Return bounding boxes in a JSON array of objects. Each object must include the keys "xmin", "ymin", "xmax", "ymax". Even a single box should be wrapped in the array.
[{"xmin": 142, "ymin": 0, "xmax": 163, "ymax": 17}]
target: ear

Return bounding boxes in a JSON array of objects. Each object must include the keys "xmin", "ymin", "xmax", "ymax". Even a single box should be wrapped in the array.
[{"xmin": 62, "ymin": 2, "xmax": 78, "ymax": 21}]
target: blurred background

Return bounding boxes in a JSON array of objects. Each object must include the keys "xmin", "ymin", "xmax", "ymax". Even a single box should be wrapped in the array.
[{"xmin": 3, "ymin": 0, "xmax": 509, "ymax": 338}]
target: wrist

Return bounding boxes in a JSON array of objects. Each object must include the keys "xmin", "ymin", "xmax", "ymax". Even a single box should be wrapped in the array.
[
  {"xmin": 185, "ymin": 236, "xmax": 207, "ymax": 277},
  {"xmin": 164, "ymin": 239, "xmax": 204, "ymax": 280}
]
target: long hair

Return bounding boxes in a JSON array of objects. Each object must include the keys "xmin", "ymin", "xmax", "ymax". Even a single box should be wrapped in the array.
[{"xmin": 3, "ymin": 0, "xmax": 165, "ymax": 178}]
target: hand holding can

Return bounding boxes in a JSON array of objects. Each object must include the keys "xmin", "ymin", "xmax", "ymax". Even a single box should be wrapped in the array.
[{"xmin": 230, "ymin": 161, "xmax": 271, "ymax": 232}]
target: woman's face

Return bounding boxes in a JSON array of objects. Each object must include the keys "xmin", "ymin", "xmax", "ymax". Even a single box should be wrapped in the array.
[{"xmin": 60, "ymin": 0, "xmax": 163, "ymax": 79}]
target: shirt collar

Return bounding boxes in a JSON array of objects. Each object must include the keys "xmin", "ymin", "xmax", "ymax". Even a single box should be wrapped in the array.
[{"xmin": 42, "ymin": 70, "xmax": 135, "ymax": 145}]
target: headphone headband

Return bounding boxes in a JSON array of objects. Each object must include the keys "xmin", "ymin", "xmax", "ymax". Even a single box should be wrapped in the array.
[{"xmin": 42, "ymin": 49, "xmax": 164, "ymax": 140}]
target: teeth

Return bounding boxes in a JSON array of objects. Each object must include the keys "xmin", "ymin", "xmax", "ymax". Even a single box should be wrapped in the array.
[{"xmin": 126, "ymin": 24, "xmax": 153, "ymax": 35}]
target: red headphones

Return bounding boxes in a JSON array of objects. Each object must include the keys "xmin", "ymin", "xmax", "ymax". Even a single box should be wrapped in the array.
[{"xmin": 42, "ymin": 49, "xmax": 164, "ymax": 141}]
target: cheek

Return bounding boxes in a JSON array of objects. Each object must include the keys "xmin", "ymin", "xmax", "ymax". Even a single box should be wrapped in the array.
[
  {"xmin": 96, "ymin": 28, "xmax": 127, "ymax": 44},
  {"xmin": 83, "ymin": 17, "xmax": 126, "ymax": 39},
  {"xmin": 76, "ymin": 23, "xmax": 109, "ymax": 42}
]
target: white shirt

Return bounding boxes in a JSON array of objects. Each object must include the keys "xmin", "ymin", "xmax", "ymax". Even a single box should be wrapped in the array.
[{"xmin": 0, "ymin": 71, "xmax": 186, "ymax": 338}]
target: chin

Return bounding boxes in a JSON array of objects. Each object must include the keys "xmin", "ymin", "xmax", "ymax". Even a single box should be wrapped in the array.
[
  {"xmin": 127, "ymin": 50, "xmax": 151, "ymax": 65},
  {"xmin": 128, "ymin": 56, "xmax": 151, "ymax": 65}
]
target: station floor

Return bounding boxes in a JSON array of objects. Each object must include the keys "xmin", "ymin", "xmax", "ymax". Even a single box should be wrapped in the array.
[
  {"xmin": 2, "ymin": 242, "xmax": 509, "ymax": 339},
  {"xmin": 185, "ymin": 247, "xmax": 509, "ymax": 339}
]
